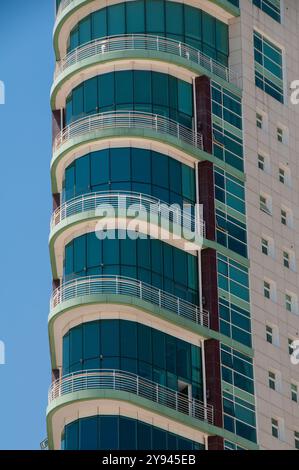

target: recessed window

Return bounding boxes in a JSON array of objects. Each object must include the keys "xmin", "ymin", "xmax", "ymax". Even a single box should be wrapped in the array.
[
  {"xmin": 256, "ymin": 110, "xmax": 267, "ymax": 130},
  {"xmin": 286, "ymin": 294, "xmax": 292, "ymax": 312},
  {"xmin": 277, "ymin": 127, "xmax": 283, "ymax": 143},
  {"xmin": 260, "ymin": 194, "xmax": 272, "ymax": 215},
  {"xmin": 252, "ymin": 0, "xmax": 281, "ymax": 23},
  {"xmin": 271, "ymin": 418, "xmax": 279, "ymax": 438},
  {"xmin": 254, "ymin": 31, "xmax": 284, "ymax": 103},
  {"xmin": 281, "ymin": 207, "xmax": 292, "ymax": 227},
  {"xmin": 264, "ymin": 280, "xmax": 271, "ymax": 299},
  {"xmin": 291, "ymin": 383, "xmax": 298, "ymax": 403},
  {"xmin": 258, "ymin": 154, "xmax": 265, "ymax": 171},
  {"xmin": 261, "ymin": 236, "xmax": 274, "ymax": 258},
  {"xmin": 266, "ymin": 325, "xmax": 273, "ymax": 343},
  {"xmin": 279, "ymin": 167, "xmax": 285, "ymax": 183},
  {"xmin": 277, "ymin": 125, "xmax": 289, "ymax": 145},
  {"xmin": 285, "ymin": 292, "xmax": 297, "ymax": 314},
  {"xmin": 283, "ymin": 251, "xmax": 290, "ymax": 268},
  {"xmin": 279, "ymin": 165, "xmax": 290, "ymax": 186},
  {"xmin": 268, "ymin": 371, "xmax": 276, "ymax": 390},
  {"xmin": 261, "ymin": 238, "xmax": 269, "ymax": 255},
  {"xmin": 266, "ymin": 324, "xmax": 279, "ymax": 346},
  {"xmin": 281, "ymin": 209, "xmax": 287, "ymax": 225},
  {"xmin": 264, "ymin": 280, "xmax": 276, "ymax": 301},
  {"xmin": 256, "ymin": 112, "xmax": 263, "ymax": 129},
  {"xmin": 294, "ymin": 431, "xmax": 299, "ymax": 450},
  {"xmin": 289, "ymin": 338, "xmax": 295, "ymax": 355}
]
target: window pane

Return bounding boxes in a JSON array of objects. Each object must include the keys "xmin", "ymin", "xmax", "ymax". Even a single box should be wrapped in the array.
[
  {"xmin": 84, "ymin": 77, "xmax": 98, "ymax": 114},
  {"xmin": 115, "ymin": 71, "xmax": 133, "ymax": 105},
  {"xmin": 146, "ymin": 0, "xmax": 165, "ymax": 33},
  {"xmin": 92, "ymin": 9, "xmax": 107, "ymax": 39},
  {"xmin": 110, "ymin": 148, "xmax": 131, "ymax": 182},
  {"xmin": 79, "ymin": 416, "xmax": 98, "ymax": 450},
  {"xmin": 98, "ymin": 74, "xmax": 114, "ymax": 109},
  {"xmin": 126, "ymin": 0, "xmax": 145, "ymax": 33},
  {"xmin": 91, "ymin": 150, "xmax": 109, "ymax": 187},
  {"xmin": 108, "ymin": 3, "xmax": 125, "ymax": 35},
  {"xmin": 100, "ymin": 416, "xmax": 118, "ymax": 450}
]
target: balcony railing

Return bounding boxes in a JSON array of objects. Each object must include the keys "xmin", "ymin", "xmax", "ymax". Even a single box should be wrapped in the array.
[
  {"xmin": 54, "ymin": 34, "xmax": 241, "ymax": 87},
  {"xmin": 54, "ymin": 111, "xmax": 203, "ymax": 153},
  {"xmin": 51, "ymin": 191, "xmax": 206, "ymax": 238},
  {"xmin": 48, "ymin": 369, "xmax": 214, "ymax": 425},
  {"xmin": 50, "ymin": 275, "xmax": 210, "ymax": 329}
]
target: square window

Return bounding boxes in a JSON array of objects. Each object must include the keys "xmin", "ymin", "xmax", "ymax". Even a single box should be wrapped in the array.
[{"xmin": 289, "ymin": 338, "xmax": 294, "ymax": 355}]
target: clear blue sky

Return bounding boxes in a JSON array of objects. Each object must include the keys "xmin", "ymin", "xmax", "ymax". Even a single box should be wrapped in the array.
[{"xmin": 0, "ymin": 0, "xmax": 54, "ymax": 449}]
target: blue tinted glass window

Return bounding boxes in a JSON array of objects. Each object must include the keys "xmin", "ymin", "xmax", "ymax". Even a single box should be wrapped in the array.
[
  {"xmin": 63, "ymin": 416, "xmax": 204, "ymax": 450},
  {"xmin": 63, "ymin": 320, "xmax": 203, "ymax": 400},
  {"xmin": 253, "ymin": 31, "xmax": 283, "ymax": 103},
  {"xmin": 67, "ymin": 1, "xmax": 229, "ymax": 66}
]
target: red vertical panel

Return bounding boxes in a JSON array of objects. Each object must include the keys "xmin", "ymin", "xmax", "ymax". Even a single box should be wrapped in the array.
[
  {"xmin": 195, "ymin": 75, "xmax": 213, "ymax": 154},
  {"xmin": 205, "ymin": 339, "xmax": 223, "ymax": 429},
  {"xmin": 207, "ymin": 435, "xmax": 224, "ymax": 450}
]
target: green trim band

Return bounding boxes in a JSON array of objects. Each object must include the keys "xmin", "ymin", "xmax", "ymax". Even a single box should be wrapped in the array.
[
  {"xmin": 46, "ymin": 389, "xmax": 258, "ymax": 450},
  {"xmin": 51, "ymin": 50, "xmax": 241, "ymax": 111},
  {"xmin": 48, "ymin": 291, "xmax": 254, "ymax": 369},
  {"xmin": 49, "ymin": 208, "xmax": 204, "ymax": 278},
  {"xmin": 51, "ymin": 127, "xmax": 246, "ymax": 194}
]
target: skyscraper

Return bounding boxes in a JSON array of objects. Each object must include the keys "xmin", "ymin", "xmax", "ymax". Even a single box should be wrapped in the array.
[{"xmin": 47, "ymin": 0, "xmax": 299, "ymax": 450}]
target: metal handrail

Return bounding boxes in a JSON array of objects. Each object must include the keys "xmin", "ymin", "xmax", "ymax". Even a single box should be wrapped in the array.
[
  {"xmin": 50, "ymin": 190, "xmax": 206, "ymax": 238},
  {"xmin": 48, "ymin": 369, "xmax": 214, "ymax": 425},
  {"xmin": 54, "ymin": 111, "xmax": 203, "ymax": 152},
  {"xmin": 50, "ymin": 275, "xmax": 210, "ymax": 329},
  {"xmin": 54, "ymin": 34, "xmax": 241, "ymax": 87}
]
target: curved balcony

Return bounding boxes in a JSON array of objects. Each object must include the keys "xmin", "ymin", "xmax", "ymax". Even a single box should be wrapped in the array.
[
  {"xmin": 50, "ymin": 275, "xmax": 210, "ymax": 329},
  {"xmin": 49, "ymin": 191, "xmax": 205, "ymax": 279},
  {"xmin": 54, "ymin": 3, "xmax": 240, "ymax": 61},
  {"xmin": 52, "ymin": 35, "xmax": 241, "ymax": 105},
  {"xmin": 51, "ymin": 190, "xmax": 205, "ymax": 236},
  {"xmin": 52, "ymin": 112, "xmax": 206, "ymax": 193},
  {"xmin": 55, "ymin": 111, "xmax": 203, "ymax": 152},
  {"xmin": 48, "ymin": 369, "xmax": 214, "ymax": 425}
]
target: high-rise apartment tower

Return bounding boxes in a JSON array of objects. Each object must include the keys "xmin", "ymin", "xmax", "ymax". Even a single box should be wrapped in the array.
[{"xmin": 47, "ymin": 0, "xmax": 299, "ymax": 450}]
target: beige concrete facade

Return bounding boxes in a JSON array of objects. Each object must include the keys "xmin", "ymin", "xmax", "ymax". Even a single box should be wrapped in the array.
[{"xmin": 230, "ymin": 0, "xmax": 299, "ymax": 450}]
